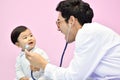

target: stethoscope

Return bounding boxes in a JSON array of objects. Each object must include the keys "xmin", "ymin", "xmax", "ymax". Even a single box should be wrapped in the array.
[
  {"xmin": 59, "ymin": 24, "xmax": 71, "ymax": 67},
  {"xmin": 24, "ymin": 44, "xmax": 36, "ymax": 80},
  {"xmin": 31, "ymin": 71, "xmax": 36, "ymax": 80},
  {"xmin": 30, "ymin": 42, "xmax": 68, "ymax": 80},
  {"xmin": 30, "ymin": 24, "xmax": 71, "ymax": 79}
]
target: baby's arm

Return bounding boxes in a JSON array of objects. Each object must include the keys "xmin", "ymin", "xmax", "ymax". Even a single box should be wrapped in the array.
[{"xmin": 15, "ymin": 56, "xmax": 28, "ymax": 80}]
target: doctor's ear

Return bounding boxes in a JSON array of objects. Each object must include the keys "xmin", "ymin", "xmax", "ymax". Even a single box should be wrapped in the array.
[{"xmin": 68, "ymin": 16, "xmax": 76, "ymax": 26}]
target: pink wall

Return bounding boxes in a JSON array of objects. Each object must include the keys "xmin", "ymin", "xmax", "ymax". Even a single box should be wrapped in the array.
[{"xmin": 0, "ymin": 0, "xmax": 120, "ymax": 79}]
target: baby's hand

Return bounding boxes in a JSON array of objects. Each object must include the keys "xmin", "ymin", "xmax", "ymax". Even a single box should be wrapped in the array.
[
  {"xmin": 30, "ymin": 65, "xmax": 40, "ymax": 71},
  {"xmin": 20, "ymin": 77, "xmax": 29, "ymax": 80}
]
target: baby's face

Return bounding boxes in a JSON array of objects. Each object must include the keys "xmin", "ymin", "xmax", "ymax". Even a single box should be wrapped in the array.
[{"xmin": 16, "ymin": 29, "xmax": 36, "ymax": 51}]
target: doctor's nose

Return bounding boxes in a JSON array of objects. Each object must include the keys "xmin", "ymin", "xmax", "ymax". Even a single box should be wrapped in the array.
[{"xmin": 56, "ymin": 21, "xmax": 60, "ymax": 31}]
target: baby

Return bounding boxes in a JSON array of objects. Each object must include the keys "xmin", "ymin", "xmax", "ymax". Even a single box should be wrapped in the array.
[{"xmin": 11, "ymin": 25, "xmax": 50, "ymax": 80}]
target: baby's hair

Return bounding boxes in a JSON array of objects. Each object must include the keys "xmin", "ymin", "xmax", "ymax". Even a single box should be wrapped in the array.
[{"xmin": 11, "ymin": 25, "xmax": 28, "ymax": 44}]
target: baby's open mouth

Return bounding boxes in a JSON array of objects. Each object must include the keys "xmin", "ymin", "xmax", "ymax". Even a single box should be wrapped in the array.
[{"xmin": 28, "ymin": 42, "xmax": 33, "ymax": 45}]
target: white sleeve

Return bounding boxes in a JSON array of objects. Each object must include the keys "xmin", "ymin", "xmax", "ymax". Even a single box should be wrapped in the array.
[{"xmin": 44, "ymin": 64, "xmax": 68, "ymax": 80}]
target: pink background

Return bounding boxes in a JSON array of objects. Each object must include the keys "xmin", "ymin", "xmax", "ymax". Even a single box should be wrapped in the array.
[{"xmin": 0, "ymin": 0, "xmax": 120, "ymax": 79}]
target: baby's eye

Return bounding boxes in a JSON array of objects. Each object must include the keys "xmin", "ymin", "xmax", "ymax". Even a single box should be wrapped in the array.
[
  {"xmin": 30, "ymin": 34, "xmax": 33, "ymax": 37},
  {"xmin": 23, "ymin": 36, "xmax": 27, "ymax": 39}
]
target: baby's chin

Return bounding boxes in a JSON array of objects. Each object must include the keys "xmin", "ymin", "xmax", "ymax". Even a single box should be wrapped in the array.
[
  {"xmin": 24, "ymin": 44, "xmax": 35, "ymax": 51},
  {"xmin": 28, "ymin": 46, "xmax": 35, "ymax": 51}
]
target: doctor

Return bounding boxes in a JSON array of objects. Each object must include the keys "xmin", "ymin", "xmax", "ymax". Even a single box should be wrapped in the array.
[{"xmin": 25, "ymin": 0, "xmax": 120, "ymax": 79}]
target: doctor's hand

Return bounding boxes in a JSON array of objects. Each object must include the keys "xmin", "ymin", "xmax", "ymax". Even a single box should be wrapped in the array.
[
  {"xmin": 30, "ymin": 65, "xmax": 40, "ymax": 71},
  {"xmin": 25, "ymin": 49, "xmax": 48, "ymax": 70},
  {"xmin": 20, "ymin": 77, "xmax": 29, "ymax": 80}
]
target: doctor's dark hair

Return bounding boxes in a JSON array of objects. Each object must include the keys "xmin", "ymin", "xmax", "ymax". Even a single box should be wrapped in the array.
[
  {"xmin": 56, "ymin": 0, "xmax": 94, "ymax": 25},
  {"xmin": 11, "ymin": 26, "xmax": 28, "ymax": 44}
]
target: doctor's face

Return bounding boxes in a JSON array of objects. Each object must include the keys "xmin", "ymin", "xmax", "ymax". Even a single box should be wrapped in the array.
[{"xmin": 56, "ymin": 12, "xmax": 76, "ymax": 43}]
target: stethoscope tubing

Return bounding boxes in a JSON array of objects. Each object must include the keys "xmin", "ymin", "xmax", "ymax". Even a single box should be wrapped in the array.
[
  {"xmin": 59, "ymin": 42, "xmax": 68, "ymax": 67},
  {"xmin": 31, "ymin": 70, "xmax": 36, "ymax": 80},
  {"xmin": 31, "ymin": 42, "xmax": 68, "ymax": 79}
]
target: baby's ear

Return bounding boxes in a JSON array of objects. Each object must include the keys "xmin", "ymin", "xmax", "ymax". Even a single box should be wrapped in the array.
[{"xmin": 15, "ymin": 42, "xmax": 20, "ymax": 47}]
